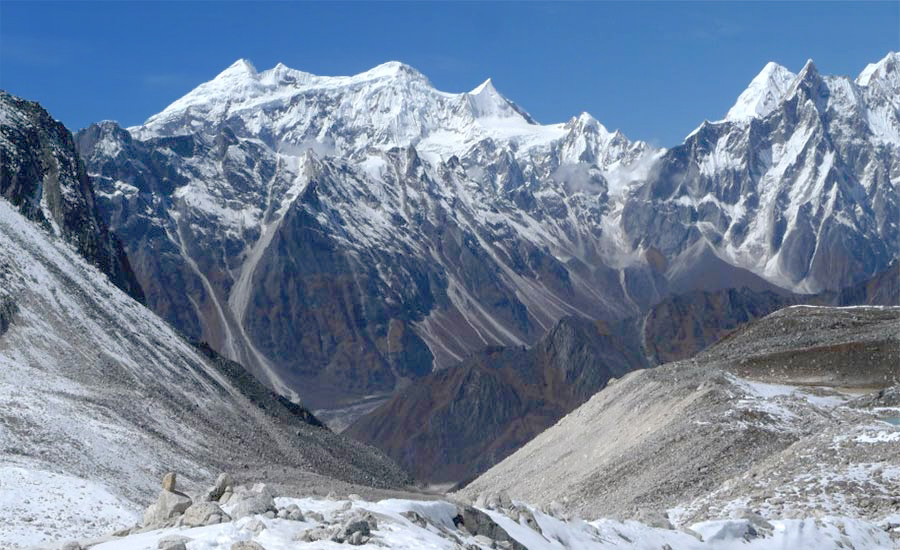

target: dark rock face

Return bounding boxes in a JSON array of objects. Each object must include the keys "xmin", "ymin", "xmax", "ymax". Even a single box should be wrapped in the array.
[
  {"xmin": 346, "ymin": 316, "xmax": 647, "ymax": 484},
  {"xmin": 75, "ymin": 116, "xmax": 662, "ymax": 413},
  {"xmin": 833, "ymin": 260, "xmax": 900, "ymax": 307},
  {"xmin": 642, "ymin": 288, "xmax": 798, "ymax": 366},
  {"xmin": 74, "ymin": 121, "xmax": 204, "ymax": 340},
  {"xmin": 0, "ymin": 92, "xmax": 143, "ymax": 301},
  {"xmin": 348, "ymin": 264, "xmax": 898, "ymax": 485},
  {"xmin": 0, "ymin": 294, "xmax": 17, "ymax": 336}
]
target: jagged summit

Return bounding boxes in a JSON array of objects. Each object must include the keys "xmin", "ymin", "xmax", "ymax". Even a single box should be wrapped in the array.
[
  {"xmin": 724, "ymin": 61, "xmax": 795, "ymax": 122},
  {"xmin": 567, "ymin": 111, "xmax": 609, "ymax": 134},
  {"xmin": 793, "ymin": 58, "xmax": 821, "ymax": 85},
  {"xmin": 131, "ymin": 59, "xmax": 605, "ymax": 159},
  {"xmin": 218, "ymin": 58, "xmax": 258, "ymax": 78},
  {"xmin": 469, "ymin": 77, "xmax": 496, "ymax": 95},
  {"xmin": 857, "ymin": 51, "xmax": 900, "ymax": 90},
  {"xmin": 465, "ymin": 76, "xmax": 534, "ymax": 123}
]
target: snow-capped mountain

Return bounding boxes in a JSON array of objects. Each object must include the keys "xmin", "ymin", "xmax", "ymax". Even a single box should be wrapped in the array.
[
  {"xmin": 77, "ymin": 60, "xmax": 663, "ymax": 418},
  {"xmin": 623, "ymin": 53, "xmax": 900, "ymax": 293},
  {"xmin": 77, "ymin": 54, "xmax": 899, "ymax": 420}
]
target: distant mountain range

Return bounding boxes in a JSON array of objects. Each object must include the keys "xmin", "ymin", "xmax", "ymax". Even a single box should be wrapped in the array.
[{"xmin": 68, "ymin": 53, "xmax": 899, "ymax": 428}]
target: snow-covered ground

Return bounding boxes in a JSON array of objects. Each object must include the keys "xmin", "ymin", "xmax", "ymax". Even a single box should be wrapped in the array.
[
  {"xmin": 0, "ymin": 467, "xmax": 139, "ymax": 548},
  {"xmin": 73, "ymin": 495, "xmax": 898, "ymax": 550}
]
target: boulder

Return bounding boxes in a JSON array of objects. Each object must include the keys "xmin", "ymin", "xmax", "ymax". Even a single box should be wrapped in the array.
[
  {"xmin": 250, "ymin": 483, "xmax": 275, "ymax": 499},
  {"xmin": 294, "ymin": 526, "xmax": 340, "ymax": 542},
  {"xmin": 229, "ymin": 485, "xmax": 276, "ymax": 519},
  {"xmin": 201, "ymin": 473, "xmax": 233, "ymax": 502},
  {"xmin": 515, "ymin": 507, "xmax": 541, "ymax": 534},
  {"xmin": 346, "ymin": 531, "xmax": 368, "ymax": 545},
  {"xmin": 143, "ymin": 489, "xmax": 192, "ymax": 527},
  {"xmin": 476, "ymin": 490, "xmax": 512, "ymax": 510},
  {"xmin": 241, "ymin": 518, "xmax": 267, "ymax": 535},
  {"xmin": 182, "ymin": 501, "xmax": 230, "ymax": 527},
  {"xmin": 281, "ymin": 504, "xmax": 304, "ymax": 522},
  {"xmin": 231, "ymin": 495, "xmax": 274, "ymax": 520},
  {"xmin": 401, "ymin": 510, "xmax": 428, "ymax": 528},
  {"xmin": 162, "ymin": 472, "xmax": 177, "ymax": 492},
  {"xmin": 331, "ymin": 520, "xmax": 368, "ymax": 544},
  {"xmin": 453, "ymin": 505, "xmax": 527, "ymax": 550},
  {"xmin": 231, "ymin": 542, "xmax": 265, "ymax": 550},
  {"xmin": 157, "ymin": 535, "xmax": 191, "ymax": 550},
  {"xmin": 736, "ymin": 509, "xmax": 774, "ymax": 539},
  {"xmin": 633, "ymin": 508, "xmax": 674, "ymax": 530}
]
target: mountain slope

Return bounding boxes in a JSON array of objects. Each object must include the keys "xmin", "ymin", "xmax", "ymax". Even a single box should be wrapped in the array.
[
  {"xmin": 460, "ymin": 305, "xmax": 900, "ymax": 523},
  {"xmin": 346, "ymin": 316, "xmax": 645, "ymax": 484},
  {"xmin": 0, "ymin": 195, "xmax": 411, "ymax": 545},
  {"xmin": 347, "ymin": 260, "xmax": 898, "ymax": 487},
  {"xmin": 0, "ymin": 91, "xmax": 143, "ymax": 301}
]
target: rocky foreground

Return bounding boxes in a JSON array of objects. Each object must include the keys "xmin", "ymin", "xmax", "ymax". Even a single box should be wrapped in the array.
[{"xmin": 28, "ymin": 469, "xmax": 899, "ymax": 550}]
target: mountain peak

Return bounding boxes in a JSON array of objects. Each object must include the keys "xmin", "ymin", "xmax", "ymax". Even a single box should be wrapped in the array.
[
  {"xmin": 470, "ymin": 78, "xmax": 496, "ymax": 96},
  {"xmin": 798, "ymin": 59, "xmax": 819, "ymax": 79},
  {"xmin": 567, "ymin": 112, "xmax": 608, "ymax": 135},
  {"xmin": 724, "ymin": 61, "xmax": 795, "ymax": 122},
  {"xmin": 357, "ymin": 61, "xmax": 426, "ymax": 82},
  {"xmin": 464, "ymin": 76, "xmax": 532, "ymax": 122},
  {"xmin": 857, "ymin": 51, "xmax": 899, "ymax": 88},
  {"xmin": 786, "ymin": 58, "xmax": 826, "ymax": 102},
  {"xmin": 216, "ymin": 59, "xmax": 258, "ymax": 80}
]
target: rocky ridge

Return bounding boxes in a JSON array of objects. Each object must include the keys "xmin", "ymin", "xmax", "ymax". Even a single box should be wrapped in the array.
[
  {"xmin": 0, "ymin": 92, "xmax": 144, "ymax": 301},
  {"xmin": 460, "ymin": 305, "xmax": 900, "ymax": 527}
]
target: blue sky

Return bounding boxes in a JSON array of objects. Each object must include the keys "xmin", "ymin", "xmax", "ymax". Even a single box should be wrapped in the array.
[{"xmin": 1, "ymin": 1, "xmax": 897, "ymax": 146}]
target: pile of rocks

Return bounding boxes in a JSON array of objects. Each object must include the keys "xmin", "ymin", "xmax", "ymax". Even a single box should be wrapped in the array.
[
  {"xmin": 130, "ymin": 472, "xmax": 312, "ymax": 549},
  {"xmin": 96, "ymin": 473, "xmax": 535, "ymax": 550},
  {"xmin": 294, "ymin": 509, "xmax": 378, "ymax": 546},
  {"xmin": 141, "ymin": 472, "xmax": 232, "ymax": 532}
]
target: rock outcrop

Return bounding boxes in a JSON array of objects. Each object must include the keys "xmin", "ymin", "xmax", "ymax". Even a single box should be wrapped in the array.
[{"xmin": 0, "ymin": 91, "xmax": 144, "ymax": 301}]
